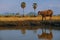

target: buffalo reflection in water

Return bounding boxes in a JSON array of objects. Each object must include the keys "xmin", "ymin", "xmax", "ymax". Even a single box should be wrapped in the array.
[
  {"xmin": 21, "ymin": 28, "xmax": 26, "ymax": 35},
  {"xmin": 38, "ymin": 27, "xmax": 53, "ymax": 40}
]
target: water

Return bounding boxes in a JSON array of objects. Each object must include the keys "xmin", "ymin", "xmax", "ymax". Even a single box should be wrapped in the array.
[{"xmin": 0, "ymin": 27, "xmax": 60, "ymax": 40}]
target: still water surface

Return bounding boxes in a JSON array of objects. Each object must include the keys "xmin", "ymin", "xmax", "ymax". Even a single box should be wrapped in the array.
[{"xmin": 0, "ymin": 28, "xmax": 60, "ymax": 40}]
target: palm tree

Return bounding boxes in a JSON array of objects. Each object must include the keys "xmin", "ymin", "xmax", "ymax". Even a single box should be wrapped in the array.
[
  {"xmin": 21, "ymin": 2, "xmax": 26, "ymax": 16},
  {"xmin": 32, "ymin": 3, "xmax": 37, "ymax": 13}
]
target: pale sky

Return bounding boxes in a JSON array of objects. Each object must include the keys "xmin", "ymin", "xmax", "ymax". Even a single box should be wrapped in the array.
[{"xmin": 0, "ymin": 0, "xmax": 60, "ymax": 15}]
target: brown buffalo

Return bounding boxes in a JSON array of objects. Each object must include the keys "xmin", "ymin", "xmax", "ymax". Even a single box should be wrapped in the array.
[
  {"xmin": 38, "ymin": 9, "xmax": 53, "ymax": 21},
  {"xmin": 38, "ymin": 27, "xmax": 53, "ymax": 40},
  {"xmin": 38, "ymin": 32, "xmax": 53, "ymax": 39}
]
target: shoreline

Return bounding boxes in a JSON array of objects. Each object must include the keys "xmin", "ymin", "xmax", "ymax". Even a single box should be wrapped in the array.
[
  {"xmin": 0, "ymin": 20, "xmax": 60, "ymax": 27},
  {"xmin": 0, "ymin": 16, "xmax": 60, "ymax": 30}
]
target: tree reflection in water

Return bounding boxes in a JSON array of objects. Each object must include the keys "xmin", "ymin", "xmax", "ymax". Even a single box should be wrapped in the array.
[
  {"xmin": 38, "ymin": 26, "xmax": 53, "ymax": 40},
  {"xmin": 21, "ymin": 28, "xmax": 26, "ymax": 35},
  {"xmin": 32, "ymin": 27, "xmax": 38, "ymax": 34}
]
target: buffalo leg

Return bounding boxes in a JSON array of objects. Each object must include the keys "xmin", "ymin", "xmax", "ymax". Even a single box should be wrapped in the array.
[
  {"xmin": 50, "ymin": 16, "xmax": 52, "ymax": 20},
  {"xmin": 42, "ymin": 16, "xmax": 43, "ymax": 21},
  {"xmin": 45, "ymin": 16, "xmax": 46, "ymax": 21}
]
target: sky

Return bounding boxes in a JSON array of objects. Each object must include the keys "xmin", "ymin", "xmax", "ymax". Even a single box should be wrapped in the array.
[{"xmin": 0, "ymin": 0, "xmax": 60, "ymax": 15}]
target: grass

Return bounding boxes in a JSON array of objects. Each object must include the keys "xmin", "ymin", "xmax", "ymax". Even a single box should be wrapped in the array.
[{"xmin": 0, "ymin": 16, "xmax": 60, "ymax": 21}]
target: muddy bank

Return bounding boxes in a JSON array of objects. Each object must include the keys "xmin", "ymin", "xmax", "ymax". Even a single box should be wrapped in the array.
[
  {"xmin": 0, "ymin": 20, "xmax": 60, "ymax": 30},
  {"xmin": 0, "ymin": 20, "xmax": 60, "ymax": 27}
]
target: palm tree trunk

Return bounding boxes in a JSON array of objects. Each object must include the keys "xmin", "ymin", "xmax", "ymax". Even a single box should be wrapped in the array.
[
  {"xmin": 34, "ymin": 9, "xmax": 36, "ymax": 16},
  {"xmin": 34, "ymin": 9, "xmax": 36, "ymax": 13},
  {"xmin": 23, "ymin": 8, "xmax": 24, "ymax": 17}
]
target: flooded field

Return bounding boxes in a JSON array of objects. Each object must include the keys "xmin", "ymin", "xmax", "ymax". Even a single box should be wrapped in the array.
[{"xmin": 0, "ymin": 26, "xmax": 60, "ymax": 40}]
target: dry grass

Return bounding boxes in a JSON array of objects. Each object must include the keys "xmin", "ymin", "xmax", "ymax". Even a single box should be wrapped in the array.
[{"xmin": 0, "ymin": 16, "xmax": 60, "ymax": 21}]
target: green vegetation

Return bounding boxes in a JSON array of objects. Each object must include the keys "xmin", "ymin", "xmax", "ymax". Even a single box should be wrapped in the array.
[
  {"xmin": 32, "ymin": 3, "xmax": 37, "ymax": 13},
  {"xmin": 21, "ymin": 2, "xmax": 26, "ymax": 16}
]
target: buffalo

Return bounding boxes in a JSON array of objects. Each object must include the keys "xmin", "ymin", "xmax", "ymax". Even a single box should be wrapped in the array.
[{"xmin": 38, "ymin": 9, "xmax": 53, "ymax": 21}]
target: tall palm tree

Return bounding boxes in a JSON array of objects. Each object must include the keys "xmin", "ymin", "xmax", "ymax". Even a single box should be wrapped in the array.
[
  {"xmin": 21, "ymin": 2, "xmax": 26, "ymax": 16},
  {"xmin": 32, "ymin": 3, "xmax": 37, "ymax": 13}
]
